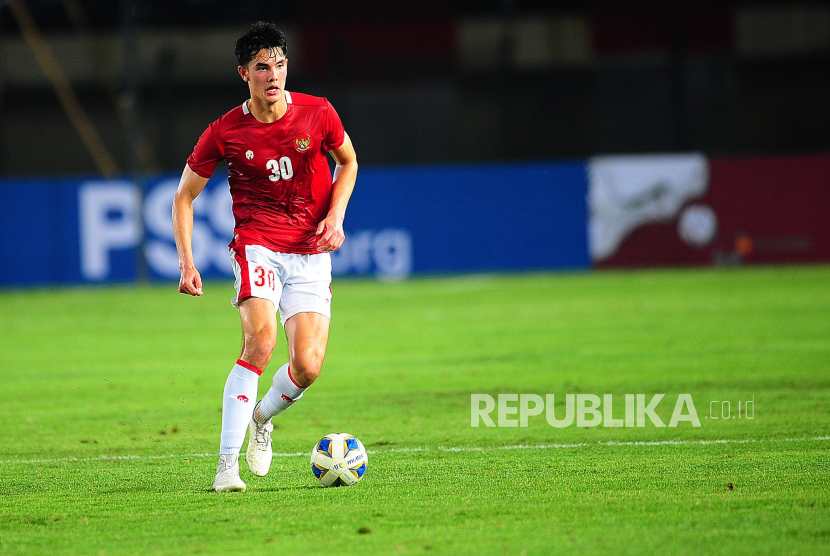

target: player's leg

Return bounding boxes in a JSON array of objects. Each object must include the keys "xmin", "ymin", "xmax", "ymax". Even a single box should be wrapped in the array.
[
  {"xmin": 253, "ymin": 312, "xmax": 329, "ymax": 423},
  {"xmin": 246, "ymin": 313, "xmax": 328, "ymax": 479},
  {"xmin": 284, "ymin": 312, "xmax": 330, "ymax": 386},
  {"xmin": 253, "ymin": 253, "xmax": 332, "ymax": 426},
  {"xmin": 214, "ymin": 297, "xmax": 277, "ymax": 492},
  {"xmin": 216, "ymin": 246, "xmax": 282, "ymax": 492},
  {"xmin": 238, "ymin": 297, "xmax": 279, "ymax": 370}
]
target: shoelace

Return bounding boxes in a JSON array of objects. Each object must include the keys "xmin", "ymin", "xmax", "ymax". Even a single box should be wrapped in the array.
[
  {"xmin": 254, "ymin": 423, "xmax": 273, "ymax": 449},
  {"xmin": 218, "ymin": 455, "xmax": 238, "ymax": 472}
]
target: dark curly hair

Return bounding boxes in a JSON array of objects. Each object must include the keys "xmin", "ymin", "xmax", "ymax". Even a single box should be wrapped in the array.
[{"xmin": 234, "ymin": 22, "xmax": 288, "ymax": 68}]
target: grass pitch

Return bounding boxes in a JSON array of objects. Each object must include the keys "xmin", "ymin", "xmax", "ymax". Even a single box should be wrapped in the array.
[{"xmin": 1, "ymin": 266, "xmax": 828, "ymax": 554}]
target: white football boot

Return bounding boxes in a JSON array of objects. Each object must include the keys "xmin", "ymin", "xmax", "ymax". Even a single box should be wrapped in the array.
[
  {"xmin": 246, "ymin": 404, "xmax": 274, "ymax": 476},
  {"xmin": 212, "ymin": 454, "xmax": 246, "ymax": 492}
]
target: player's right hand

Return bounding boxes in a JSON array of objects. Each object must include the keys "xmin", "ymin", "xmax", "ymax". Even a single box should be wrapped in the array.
[{"xmin": 178, "ymin": 265, "xmax": 204, "ymax": 296}]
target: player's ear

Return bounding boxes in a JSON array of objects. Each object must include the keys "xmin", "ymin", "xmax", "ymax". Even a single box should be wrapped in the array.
[{"xmin": 238, "ymin": 65, "xmax": 249, "ymax": 82}]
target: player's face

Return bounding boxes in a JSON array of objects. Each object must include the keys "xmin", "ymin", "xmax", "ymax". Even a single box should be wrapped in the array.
[{"xmin": 240, "ymin": 48, "xmax": 288, "ymax": 105}]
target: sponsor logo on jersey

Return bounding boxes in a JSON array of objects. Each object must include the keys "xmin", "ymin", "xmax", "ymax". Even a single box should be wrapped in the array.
[
  {"xmin": 294, "ymin": 134, "xmax": 312, "ymax": 153},
  {"xmin": 237, "ymin": 395, "xmax": 249, "ymax": 403},
  {"xmin": 245, "ymin": 150, "xmax": 254, "ymax": 160}
]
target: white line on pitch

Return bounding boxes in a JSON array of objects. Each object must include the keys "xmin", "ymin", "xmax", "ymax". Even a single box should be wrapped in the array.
[{"xmin": 1, "ymin": 436, "xmax": 827, "ymax": 466}]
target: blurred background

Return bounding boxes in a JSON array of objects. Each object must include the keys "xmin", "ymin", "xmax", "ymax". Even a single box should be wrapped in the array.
[{"xmin": 1, "ymin": 0, "xmax": 828, "ymax": 285}]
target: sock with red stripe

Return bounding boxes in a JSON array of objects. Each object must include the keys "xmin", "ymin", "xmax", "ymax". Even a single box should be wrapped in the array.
[
  {"xmin": 219, "ymin": 360, "xmax": 261, "ymax": 455},
  {"xmin": 254, "ymin": 362, "xmax": 306, "ymax": 424}
]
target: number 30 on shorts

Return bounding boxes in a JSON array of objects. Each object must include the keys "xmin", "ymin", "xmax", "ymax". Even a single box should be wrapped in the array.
[{"xmin": 253, "ymin": 266, "xmax": 276, "ymax": 290}]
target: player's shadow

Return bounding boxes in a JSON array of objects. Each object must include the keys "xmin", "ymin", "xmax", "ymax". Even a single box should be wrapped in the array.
[
  {"xmin": 255, "ymin": 485, "xmax": 318, "ymax": 493},
  {"xmin": 202, "ymin": 485, "xmax": 318, "ymax": 493}
]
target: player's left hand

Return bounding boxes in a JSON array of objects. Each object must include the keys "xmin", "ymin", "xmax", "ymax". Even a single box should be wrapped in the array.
[{"xmin": 316, "ymin": 213, "xmax": 345, "ymax": 252}]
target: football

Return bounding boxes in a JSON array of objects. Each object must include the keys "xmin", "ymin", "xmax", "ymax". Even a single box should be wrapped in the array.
[{"xmin": 310, "ymin": 433, "xmax": 368, "ymax": 487}]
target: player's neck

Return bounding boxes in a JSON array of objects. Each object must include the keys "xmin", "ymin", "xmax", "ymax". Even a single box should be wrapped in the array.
[{"xmin": 247, "ymin": 97, "xmax": 287, "ymax": 123}]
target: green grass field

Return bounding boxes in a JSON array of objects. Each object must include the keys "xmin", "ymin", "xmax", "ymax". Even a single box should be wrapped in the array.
[{"xmin": 1, "ymin": 266, "xmax": 829, "ymax": 554}]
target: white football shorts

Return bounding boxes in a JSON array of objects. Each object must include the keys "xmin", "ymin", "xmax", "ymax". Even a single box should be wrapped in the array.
[{"xmin": 229, "ymin": 245, "xmax": 332, "ymax": 326}]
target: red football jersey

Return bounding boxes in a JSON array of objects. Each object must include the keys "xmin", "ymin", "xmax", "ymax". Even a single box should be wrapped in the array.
[{"xmin": 187, "ymin": 91, "xmax": 346, "ymax": 254}]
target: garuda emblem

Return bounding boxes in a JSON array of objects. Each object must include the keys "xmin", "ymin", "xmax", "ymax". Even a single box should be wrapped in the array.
[{"xmin": 295, "ymin": 134, "xmax": 312, "ymax": 152}]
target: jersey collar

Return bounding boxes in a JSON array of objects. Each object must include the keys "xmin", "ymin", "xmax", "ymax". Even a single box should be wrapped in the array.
[{"xmin": 242, "ymin": 91, "xmax": 292, "ymax": 115}]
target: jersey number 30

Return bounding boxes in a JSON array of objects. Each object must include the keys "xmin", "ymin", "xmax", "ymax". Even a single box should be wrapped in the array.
[{"xmin": 266, "ymin": 157, "xmax": 294, "ymax": 182}]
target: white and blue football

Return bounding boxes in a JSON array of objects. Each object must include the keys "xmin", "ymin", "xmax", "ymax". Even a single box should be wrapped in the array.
[{"xmin": 310, "ymin": 433, "xmax": 368, "ymax": 487}]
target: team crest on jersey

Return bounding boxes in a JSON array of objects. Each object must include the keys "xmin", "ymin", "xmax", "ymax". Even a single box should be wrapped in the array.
[
  {"xmin": 294, "ymin": 134, "xmax": 312, "ymax": 153},
  {"xmin": 245, "ymin": 150, "xmax": 254, "ymax": 160}
]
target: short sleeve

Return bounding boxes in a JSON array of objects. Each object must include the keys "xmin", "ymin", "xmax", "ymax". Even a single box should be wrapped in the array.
[
  {"xmin": 322, "ymin": 101, "xmax": 346, "ymax": 152},
  {"xmin": 186, "ymin": 122, "xmax": 223, "ymax": 178}
]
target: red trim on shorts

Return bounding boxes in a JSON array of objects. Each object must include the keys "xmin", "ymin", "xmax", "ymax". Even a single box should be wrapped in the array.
[
  {"xmin": 232, "ymin": 247, "xmax": 252, "ymax": 303},
  {"xmin": 287, "ymin": 365, "xmax": 302, "ymax": 388},
  {"xmin": 236, "ymin": 359, "xmax": 263, "ymax": 376}
]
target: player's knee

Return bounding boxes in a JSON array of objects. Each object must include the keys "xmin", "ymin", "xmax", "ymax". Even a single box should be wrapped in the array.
[
  {"xmin": 291, "ymin": 364, "xmax": 320, "ymax": 387},
  {"xmin": 242, "ymin": 334, "xmax": 276, "ymax": 370},
  {"xmin": 290, "ymin": 348, "xmax": 325, "ymax": 387}
]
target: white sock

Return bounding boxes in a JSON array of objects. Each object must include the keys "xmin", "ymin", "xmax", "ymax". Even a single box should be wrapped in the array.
[
  {"xmin": 219, "ymin": 360, "xmax": 261, "ymax": 455},
  {"xmin": 254, "ymin": 363, "xmax": 306, "ymax": 423}
]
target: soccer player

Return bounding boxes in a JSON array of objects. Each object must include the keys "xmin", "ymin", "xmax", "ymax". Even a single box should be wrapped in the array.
[{"xmin": 172, "ymin": 22, "xmax": 358, "ymax": 492}]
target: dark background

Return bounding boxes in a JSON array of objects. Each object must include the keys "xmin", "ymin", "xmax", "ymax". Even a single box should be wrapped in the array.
[{"xmin": 1, "ymin": 0, "xmax": 828, "ymax": 175}]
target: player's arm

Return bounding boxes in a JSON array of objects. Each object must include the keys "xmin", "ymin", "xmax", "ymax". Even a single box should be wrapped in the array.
[
  {"xmin": 317, "ymin": 132, "xmax": 358, "ymax": 252},
  {"xmin": 172, "ymin": 164, "xmax": 210, "ymax": 295}
]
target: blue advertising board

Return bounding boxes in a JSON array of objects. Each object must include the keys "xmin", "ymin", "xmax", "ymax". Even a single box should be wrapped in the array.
[
  {"xmin": 343, "ymin": 162, "xmax": 590, "ymax": 275},
  {"xmin": 0, "ymin": 161, "xmax": 589, "ymax": 286}
]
